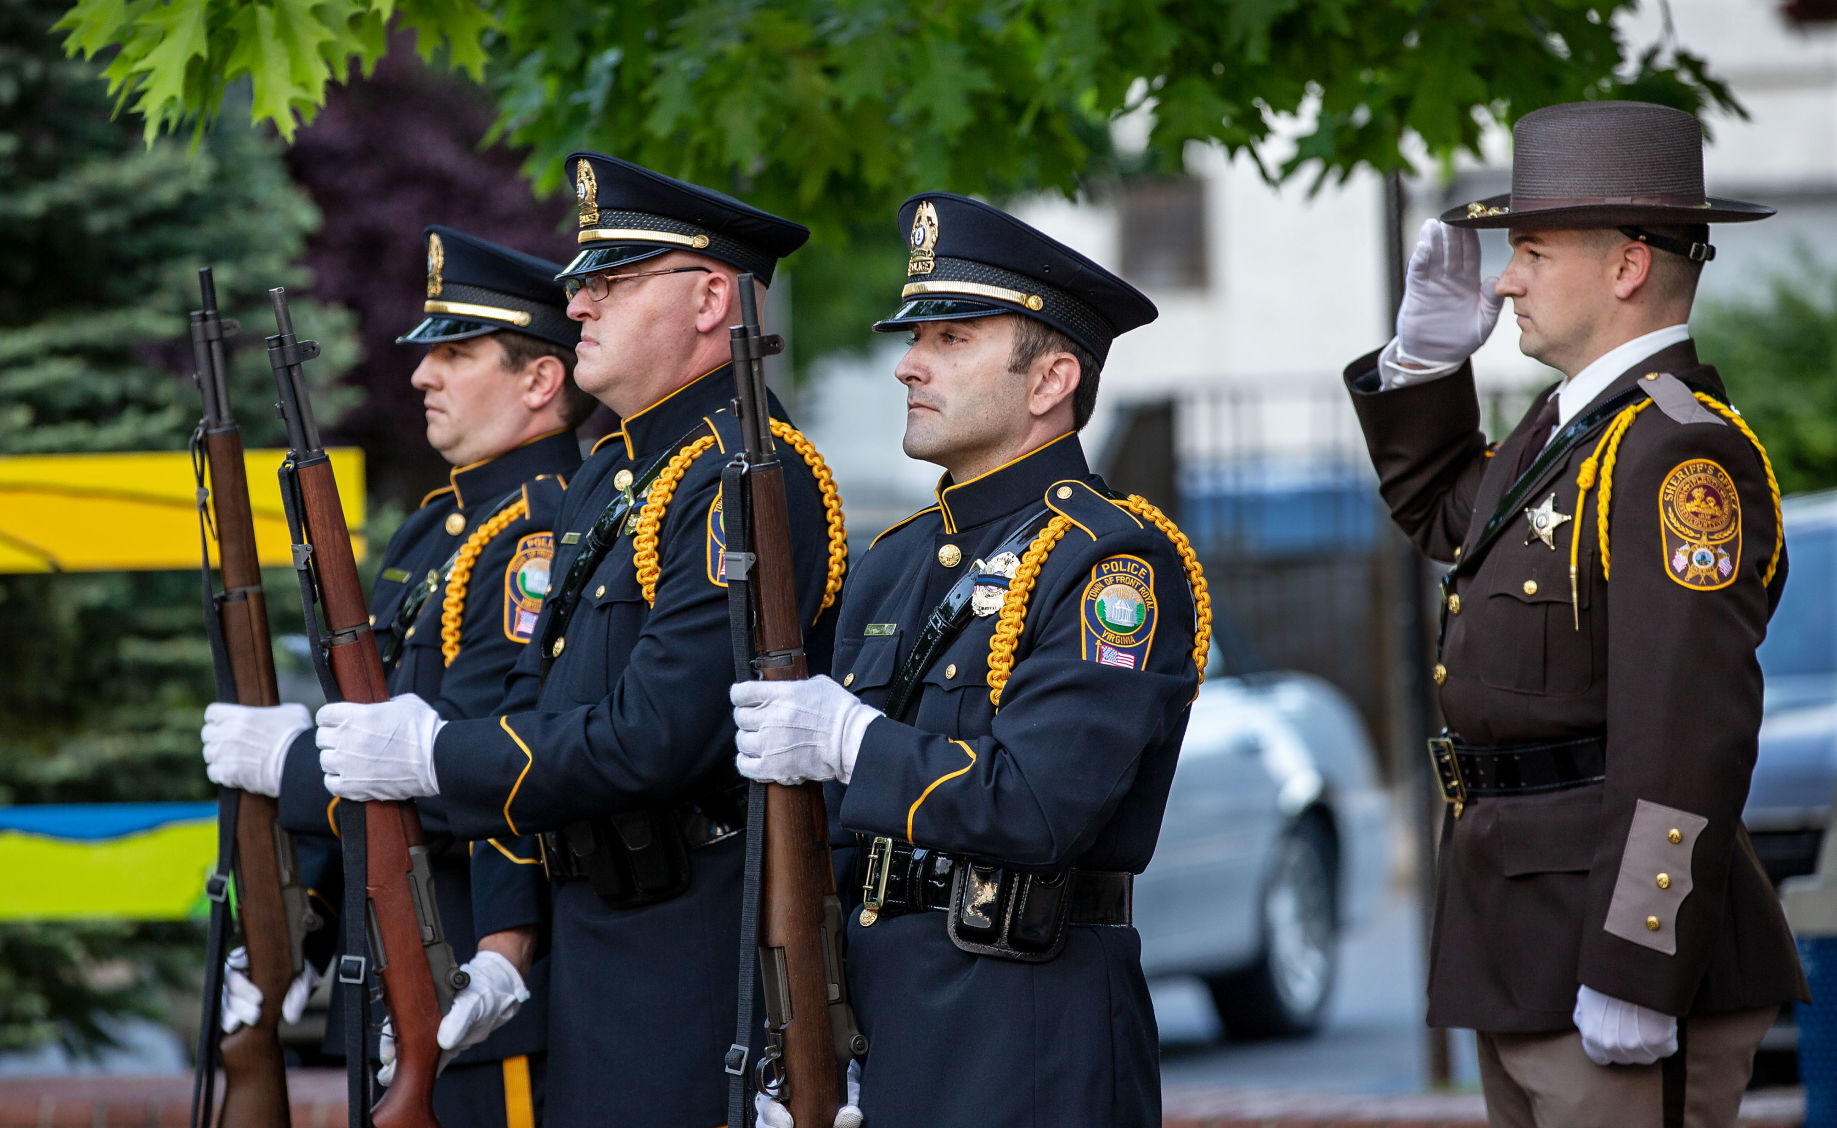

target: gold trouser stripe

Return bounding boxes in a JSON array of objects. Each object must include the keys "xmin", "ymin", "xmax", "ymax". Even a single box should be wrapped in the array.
[
  {"xmin": 424, "ymin": 300, "xmax": 533, "ymax": 327},
  {"xmin": 501, "ymin": 1054, "xmax": 534, "ymax": 1128},
  {"xmin": 901, "ymin": 279, "xmax": 1044, "ymax": 311},
  {"xmin": 578, "ymin": 227, "xmax": 710, "ymax": 249}
]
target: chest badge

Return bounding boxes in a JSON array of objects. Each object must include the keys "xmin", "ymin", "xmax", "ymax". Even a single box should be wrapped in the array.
[
  {"xmin": 970, "ymin": 551, "xmax": 1020, "ymax": 617},
  {"xmin": 1522, "ymin": 493, "xmax": 1572, "ymax": 550}
]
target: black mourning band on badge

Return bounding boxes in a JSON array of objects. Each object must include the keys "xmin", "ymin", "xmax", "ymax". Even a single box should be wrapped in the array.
[{"xmin": 560, "ymin": 209, "xmax": 782, "ymax": 283}]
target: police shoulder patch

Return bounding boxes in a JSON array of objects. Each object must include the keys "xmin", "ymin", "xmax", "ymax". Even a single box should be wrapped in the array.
[
  {"xmin": 1659, "ymin": 458, "xmax": 1741, "ymax": 591},
  {"xmin": 706, "ymin": 489, "xmax": 728, "ymax": 588},
  {"xmin": 504, "ymin": 532, "xmax": 554, "ymax": 642},
  {"xmin": 1081, "ymin": 555, "xmax": 1157, "ymax": 669}
]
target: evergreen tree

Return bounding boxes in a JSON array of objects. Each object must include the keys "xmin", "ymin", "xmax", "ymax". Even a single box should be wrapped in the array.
[{"xmin": 0, "ymin": 0, "xmax": 354, "ymax": 1054}]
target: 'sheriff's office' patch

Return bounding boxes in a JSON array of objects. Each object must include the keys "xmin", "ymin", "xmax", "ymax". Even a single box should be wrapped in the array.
[
  {"xmin": 1659, "ymin": 458, "xmax": 1741, "ymax": 592},
  {"xmin": 1081, "ymin": 555, "xmax": 1156, "ymax": 669},
  {"xmin": 505, "ymin": 532, "xmax": 553, "ymax": 641}
]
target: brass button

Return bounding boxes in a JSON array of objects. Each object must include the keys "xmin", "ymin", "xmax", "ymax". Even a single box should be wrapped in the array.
[
  {"xmin": 1447, "ymin": 594, "xmax": 1461, "ymax": 615},
  {"xmin": 1643, "ymin": 372, "xmax": 1660, "ymax": 382},
  {"xmin": 843, "ymin": 673, "xmax": 855, "ymax": 687},
  {"xmin": 613, "ymin": 468, "xmax": 634, "ymax": 491},
  {"xmin": 1522, "ymin": 580, "xmax": 1538, "ymax": 596},
  {"xmin": 1433, "ymin": 663, "xmax": 1447, "ymax": 685},
  {"xmin": 945, "ymin": 663, "xmax": 958, "ymax": 680},
  {"xmin": 1453, "ymin": 545, "xmax": 1462, "ymax": 560},
  {"xmin": 551, "ymin": 636, "xmax": 566, "ymax": 658},
  {"xmin": 1646, "ymin": 916, "xmax": 1661, "ymax": 932},
  {"xmin": 1668, "ymin": 828, "xmax": 1683, "ymax": 844},
  {"xmin": 1656, "ymin": 873, "xmax": 1671, "ymax": 890},
  {"xmin": 404, "ymin": 626, "xmax": 416, "ymax": 638},
  {"xmin": 445, "ymin": 512, "xmax": 466, "ymax": 535},
  {"xmin": 1056, "ymin": 486, "xmax": 1073, "ymax": 500},
  {"xmin": 368, "ymin": 614, "xmax": 376, "ymax": 625},
  {"xmin": 594, "ymin": 585, "xmax": 606, "ymax": 598},
  {"xmin": 938, "ymin": 544, "xmax": 962, "ymax": 568}
]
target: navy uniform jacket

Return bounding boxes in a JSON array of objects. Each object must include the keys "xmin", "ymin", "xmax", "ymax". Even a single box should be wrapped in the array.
[
  {"xmin": 278, "ymin": 428, "xmax": 581, "ymax": 1068},
  {"xmin": 1347, "ymin": 338, "xmax": 1805, "ymax": 1032},
  {"xmin": 426, "ymin": 365, "xmax": 842, "ymax": 1128},
  {"xmin": 832, "ymin": 433, "xmax": 1199, "ymax": 1128}
]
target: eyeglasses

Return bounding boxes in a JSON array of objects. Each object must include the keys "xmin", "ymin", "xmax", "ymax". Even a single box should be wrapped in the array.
[{"xmin": 563, "ymin": 265, "xmax": 712, "ymax": 302}]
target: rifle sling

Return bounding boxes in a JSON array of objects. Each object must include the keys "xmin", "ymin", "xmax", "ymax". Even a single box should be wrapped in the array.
[
  {"xmin": 722, "ymin": 456, "xmax": 764, "ymax": 1128},
  {"xmin": 337, "ymin": 799, "xmax": 373, "ymax": 1128},
  {"xmin": 881, "ymin": 508, "xmax": 1051, "ymax": 723},
  {"xmin": 1446, "ymin": 382, "xmax": 1690, "ymax": 584},
  {"xmin": 538, "ymin": 421, "xmax": 711, "ymax": 681}
]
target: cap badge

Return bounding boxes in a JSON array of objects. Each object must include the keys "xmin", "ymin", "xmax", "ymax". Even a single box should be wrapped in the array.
[
  {"xmin": 907, "ymin": 200, "xmax": 939, "ymax": 277},
  {"xmin": 426, "ymin": 233, "xmax": 444, "ymax": 298},
  {"xmin": 1466, "ymin": 201, "xmax": 1510, "ymax": 219},
  {"xmin": 576, "ymin": 159, "xmax": 600, "ymax": 229}
]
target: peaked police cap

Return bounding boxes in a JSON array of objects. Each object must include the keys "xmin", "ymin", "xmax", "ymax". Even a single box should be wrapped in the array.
[
  {"xmin": 398, "ymin": 226, "xmax": 579, "ymax": 349},
  {"xmin": 560, "ymin": 152, "xmax": 810, "ymax": 286},
  {"xmin": 871, "ymin": 192, "xmax": 1156, "ymax": 364}
]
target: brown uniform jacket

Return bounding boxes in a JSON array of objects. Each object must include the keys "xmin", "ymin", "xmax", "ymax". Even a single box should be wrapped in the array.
[{"xmin": 1347, "ymin": 338, "xmax": 1808, "ymax": 1033}]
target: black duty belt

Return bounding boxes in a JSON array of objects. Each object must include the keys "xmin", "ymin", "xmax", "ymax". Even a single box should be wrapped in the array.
[
  {"xmin": 1429, "ymin": 732, "xmax": 1606, "ymax": 817},
  {"xmin": 856, "ymin": 836, "xmax": 1131, "ymax": 926},
  {"xmin": 541, "ymin": 799, "xmax": 745, "ymax": 885}
]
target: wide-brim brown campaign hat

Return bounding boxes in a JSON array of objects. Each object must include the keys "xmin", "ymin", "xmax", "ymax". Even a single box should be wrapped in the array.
[{"xmin": 1443, "ymin": 100, "xmax": 1773, "ymax": 230}]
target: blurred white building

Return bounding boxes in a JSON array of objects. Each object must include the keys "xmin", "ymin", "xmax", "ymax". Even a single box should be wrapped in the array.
[{"xmin": 802, "ymin": 0, "xmax": 1837, "ymax": 536}]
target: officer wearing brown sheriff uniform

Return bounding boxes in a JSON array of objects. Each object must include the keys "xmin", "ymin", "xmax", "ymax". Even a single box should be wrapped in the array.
[{"xmin": 1346, "ymin": 101, "xmax": 1807, "ymax": 1128}]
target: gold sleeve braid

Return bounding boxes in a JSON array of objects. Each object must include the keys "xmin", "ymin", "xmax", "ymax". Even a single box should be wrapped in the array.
[
  {"xmin": 633, "ymin": 421, "xmax": 848, "ymax": 611},
  {"xmin": 986, "ymin": 494, "xmax": 1213, "ymax": 709},
  {"xmin": 440, "ymin": 497, "xmax": 531, "ymax": 667},
  {"xmin": 1573, "ymin": 392, "xmax": 1782, "ymax": 585}
]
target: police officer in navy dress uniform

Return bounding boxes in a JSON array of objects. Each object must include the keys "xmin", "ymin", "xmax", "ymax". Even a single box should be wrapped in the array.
[
  {"xmin": 202, "ymin": 226, "xmax": 591, "ymax": 1126},
  {"xmin": 731, "ymin": 193, "xmax": 1209, "ymax": 1128},
  {"xmin": 312, "ymin": 155, "xmax": 849, "ymax": 1128},
  {"xmin": 1345, "ymin": 102, "xmax": 1806, "ymax": 1127}
]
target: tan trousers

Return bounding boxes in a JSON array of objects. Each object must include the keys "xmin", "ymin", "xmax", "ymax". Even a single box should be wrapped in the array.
[{"xmin": 1475, "ymin": 1007, "xmax": 1777, "ymax": 1128}]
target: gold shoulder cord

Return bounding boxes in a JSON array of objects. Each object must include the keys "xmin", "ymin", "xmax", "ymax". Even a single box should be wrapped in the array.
[
  {"xmin": 440, "ymin": 497, "xmax": 532, "ymax": 667},
  {"xmin": 986, "ymin": 494, "xmax": 1213, "ymax": 709},
  {"xmin": 1571, "ymin": 392, "xmax": 1782, "ymax": 587},
  {"xmin": 632, "ymin": 420, "xmax": 848, "ymax": 612}
]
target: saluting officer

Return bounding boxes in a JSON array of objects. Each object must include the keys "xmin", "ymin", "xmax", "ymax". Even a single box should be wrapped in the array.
[
  {"xmin": 312, "ymin": 155, "xmax": 848, "ymax": 1128},
  {"xmin": 1347, "ymin": 101, "xmax": 1806, "ymax": 1127},
  {"xmin": 730, "ymin": 194, "xmax": 1209, "ymax": 1127},
  {"xmin": 201, "ymin": 226, "xmax": 593, "ymax": 1125}
]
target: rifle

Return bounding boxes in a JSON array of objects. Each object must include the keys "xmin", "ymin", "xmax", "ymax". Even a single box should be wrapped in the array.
[
  {"xmin": 188, "ymin": 267, "xmax": 309, "ymax": 1128},
  {"xmin": 266, "ymin": 287, "xmax": 466, "ymax": 1128},
  {"xmin": 723, "ymin": 277, "xmax": 864, "ymax": 1128}
]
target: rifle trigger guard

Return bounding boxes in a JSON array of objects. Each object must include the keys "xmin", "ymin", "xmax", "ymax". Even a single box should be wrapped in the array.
[
  {"xmin": 204, "ymin": 874, "xmax": 230, "ymax": 903},
  {"xmin": 335, "ymin": 954, "xmax": 368, "ymax": 985},
  {"xmin": 754, "ymin": 1050, "xmax": 787, "ymax": 1100}
]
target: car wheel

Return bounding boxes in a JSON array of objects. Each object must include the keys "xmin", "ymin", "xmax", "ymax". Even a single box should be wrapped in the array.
[{"xmin": 1206, "ymin": 816, "xmax": 1338, "ymax": 1039}]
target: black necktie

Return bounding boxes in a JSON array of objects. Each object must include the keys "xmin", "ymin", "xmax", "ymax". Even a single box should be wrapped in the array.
[{"xmin": 1514, "ymin": 397, "xmax": 1561, "ymax": 480}]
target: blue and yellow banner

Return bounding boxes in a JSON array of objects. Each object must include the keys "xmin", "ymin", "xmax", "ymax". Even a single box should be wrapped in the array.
[{"xmin": 0, "ymin": 803, "xmax": 219, "ymax": 921}]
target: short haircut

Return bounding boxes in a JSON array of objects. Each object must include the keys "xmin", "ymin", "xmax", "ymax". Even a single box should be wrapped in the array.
[
  {"xmin": 494, "ymin": 330, "xmax": 596, "ymax": 428},
  {"xmin": 1585, "ymin": 224, "xmax": 1707, "ymax": 310},
  {"xmin": 1007, "ymin": 316, "xmax": 1103, "ymax": 430}
]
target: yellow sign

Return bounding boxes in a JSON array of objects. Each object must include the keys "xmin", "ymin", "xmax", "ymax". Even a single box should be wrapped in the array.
[
  {"xmin": 0, "ymin": 804, "xmax": 218, "ymax": 921},
  {"xmin": 0, "ymin": 448, "xmax": 366, "ymax": 574}
]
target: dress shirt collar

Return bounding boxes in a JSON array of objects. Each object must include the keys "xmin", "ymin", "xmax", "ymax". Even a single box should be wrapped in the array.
[{"xmin": 1554, "ymin": 324, "xmax": 1692, "ymax": 428}]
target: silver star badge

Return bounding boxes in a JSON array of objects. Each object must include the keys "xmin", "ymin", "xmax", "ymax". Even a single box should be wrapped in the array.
[{"xmin": 1523, "ymin": 493, "xmax": 1573, "ymax": 550}]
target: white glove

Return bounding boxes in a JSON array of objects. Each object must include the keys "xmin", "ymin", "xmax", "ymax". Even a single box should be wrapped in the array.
[
  {"xmin": 755, "ymin": 1059, "xmax": 863, "ymax": 1128},
  {"xmin": 219, "ymin": 946, "xmax": 321, "ymax": 1033},
  {"xmin": 1574, "ymin": 984, "xmax": 1678, "ymax": 1066},
  {"xmin": 1395, "ymin": 218, "xmax": 1505, "ymax": 366},
  {"xmin": 731, "ymin": 676, "xmax": 879, "ymax": 786},
  {"xmin": 377, "ymin": 951, "xmax": 529, "ymax": 1084},
  {"xmin": 317, "ymin": 694, "xmax": 444, "ymax": 801},
  {"xmin": 202, "ymin": 703, "xmax": 312, "ymax": 797}
]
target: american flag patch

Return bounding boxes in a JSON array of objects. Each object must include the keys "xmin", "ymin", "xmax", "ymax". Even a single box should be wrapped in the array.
[
  {"xmin": 515, "ymin": 609, "xmax": 539, "ymax": 637},
  {"xmin": 1098, "ymin": 644, "xmax": 1136, "ymax": 669}
]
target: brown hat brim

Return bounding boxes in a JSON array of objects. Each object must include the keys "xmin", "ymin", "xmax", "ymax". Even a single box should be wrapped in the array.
[{"xmin": 1442, "ymin": 193, "xmax": 1774, "ymax": 229}]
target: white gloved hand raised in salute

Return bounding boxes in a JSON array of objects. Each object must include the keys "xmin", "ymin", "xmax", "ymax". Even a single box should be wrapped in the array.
[
  {"xmin": 201, "ymin": 702, "xmax": 313, "ymax": 797},
  {"xmin": 1395, "ymin": 218, "xmax": 1506, "ymax": 367}
]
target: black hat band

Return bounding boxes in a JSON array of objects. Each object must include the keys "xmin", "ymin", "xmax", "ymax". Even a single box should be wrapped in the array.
[
  {"xmin": 919, "ymin": 257, "xmax": 1113, "ymax": 354},
  {"xmin": 571, "ymin": 208, "xmax": 778, "ymax": 281},
  {"xmin": 409, "ymin": 280, "xmax": 578, "ymax": 348}
]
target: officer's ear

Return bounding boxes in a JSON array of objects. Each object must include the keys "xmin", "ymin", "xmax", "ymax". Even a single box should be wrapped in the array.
[
  {"xmin": 1027, "ymin": 349, "xmax": 1081, "ymax": 422},
  {"xmin": 1610, "ymin": 238, "xmax": 1657, "ymax": 302},
  {"xmin": 518, "ymin": 353, "xmax": 568, "ymax": 414},
  {"xmin": 692, "ymin": 268, "xmax": 734, "ymax": 335}
]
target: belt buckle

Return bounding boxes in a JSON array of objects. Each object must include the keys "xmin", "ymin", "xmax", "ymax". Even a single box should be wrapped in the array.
[
  {"xmin": 538, "ymin": 832, "xmax": 563, "ymax": 883},
  {"xmin": 1428, "ymin": 736, "xmax": 1466, "ymax": 819},
  {"xmin": 859, "ymin": 836, "xmax": 894, "ymax": 927}
]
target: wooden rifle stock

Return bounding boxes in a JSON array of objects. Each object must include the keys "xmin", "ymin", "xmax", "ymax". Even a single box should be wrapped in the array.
[
  {"xmin": 267, "ymin": 289, "xmax": 459, "ymax": 1128},
  {"xmin": 729, "ymin": 280, "xmax": 861, "ymax": 1126},
  {"xmin": 190, "ymin": 268, "xmax": 299, "ymax": 1128}
]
